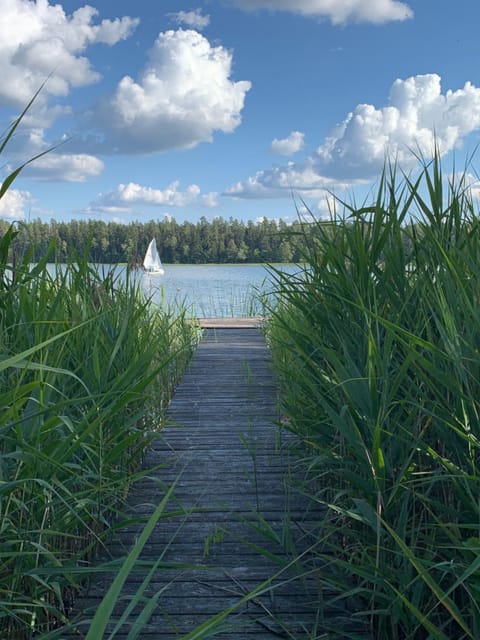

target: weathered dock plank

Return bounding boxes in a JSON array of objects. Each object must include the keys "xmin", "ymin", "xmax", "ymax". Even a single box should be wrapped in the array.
[
  {"xmin": 196, "ymin": 317, "xmax": 264, "ymax": 328},
  {"xmin": 69, "ymin": 328, "xmax": 327, "ymax": 639}
]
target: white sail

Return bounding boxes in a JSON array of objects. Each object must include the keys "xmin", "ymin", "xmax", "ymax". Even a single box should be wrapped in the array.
[{"xmin": 143, "ymin": 239, "xmax": 165, "ymax": 275}]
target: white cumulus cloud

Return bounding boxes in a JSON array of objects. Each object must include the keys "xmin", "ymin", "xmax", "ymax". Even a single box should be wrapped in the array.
[
  {"xmin": 24, "ymin": 153, "xmax": 104, "ymax": 182},
  {"xmin": 225, "ymin": 163, "xmax": 353, "ymax": 199},
  {"xmin": 316, "ymin": 74, "xmax": 480, "ymax": 178},
  {"xmin": 99, "ymin": 29, "xmax": 251, "ymax": 154},
  {"xmin": 169, "ymin": 9, "xmax": 210, "ymax": 30},
  {"xmin": 200, "ymin": 191, "xmax": 219, "ymax": 208},
  {"xmin": 271, "ymin": 131, "xmax": 305, "ymax": 155},
  {"xmin": 3, "ymin": 126, "xmax": 104, "ymax": 182},
  {"xmin": 226, "ymin": 74, "xmax": 480, "ymax": 199},
  {"xmin": 1, "ymin": 0, "xmax": 139, "ymax": 107},
  {"xmin": 228, "ymin": 0, "xmax": 413, "ymax": 24},
  {"xmin": 91, "ymin": 181, "xmax": 218, "ymax": 211},
  {"xmin": 0, "ymin": 187, "xmax": 32, "ymax": 220}
]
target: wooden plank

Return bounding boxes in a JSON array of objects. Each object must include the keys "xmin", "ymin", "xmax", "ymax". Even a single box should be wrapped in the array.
[
  {"xmin": 196, "ymin": 317, "xmax": 264, "ymax": 328},
  {"xmin": 68, "ymin": 328, "xmax": 369, "ymax": 639}
]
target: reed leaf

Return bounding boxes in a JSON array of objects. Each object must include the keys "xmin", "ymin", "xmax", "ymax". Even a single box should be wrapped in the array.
[{"xmin": 267, "ymin": 150, "xmax": 480, "ymax": 637}]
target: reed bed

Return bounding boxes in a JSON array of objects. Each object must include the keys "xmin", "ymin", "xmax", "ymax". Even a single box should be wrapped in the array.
[
  {"xmin": 266, "ymin": 155, "xmax": 480, "ymax": 638},
  {"xmin": 0, "ymin": 227, "xmax": 200, "ymax": 639}
]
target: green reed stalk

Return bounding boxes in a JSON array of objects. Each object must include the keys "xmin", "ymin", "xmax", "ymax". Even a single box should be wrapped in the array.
[
  {"xmin": 0, "ymin": 93, "xmax": 206, "ymax": 639},
  {"xmin": 0, "ymin": 229, "xmax": 199, "ymax": 639},
  {"xmin": 267, "ymin": 153, "xmax": 480, "ymax": 638}
]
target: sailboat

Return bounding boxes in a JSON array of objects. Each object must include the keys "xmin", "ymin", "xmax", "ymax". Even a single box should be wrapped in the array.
[{"xmin": 143, "ymin": 238, "xmax": 165, "ymax": 275}]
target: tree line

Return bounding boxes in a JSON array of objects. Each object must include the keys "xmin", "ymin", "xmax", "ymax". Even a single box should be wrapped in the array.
[{"xmin": 0, "ymin": 216, "xmax": 306, "ymax": 264}]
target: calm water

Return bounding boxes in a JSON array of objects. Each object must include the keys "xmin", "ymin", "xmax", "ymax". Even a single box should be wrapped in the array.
[
  {"xmin": 46, "ymin": 262, "xmax": 300, "ymax": 318},
  {"xmin": 139, "ymin": 263, "xmax": 298, "ymax": 317}
]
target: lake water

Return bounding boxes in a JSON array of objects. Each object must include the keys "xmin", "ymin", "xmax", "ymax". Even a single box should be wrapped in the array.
[
  {"xmin": 44, "ymin": 262, "xmax": 300, "ymax": 317},
  {"xmin": 47, "ymin": 262, "xmax": 298, "ymax": 318},
  {"xmin": 139, "ymin": 263, "xmax": 298, "ymax": 317}
]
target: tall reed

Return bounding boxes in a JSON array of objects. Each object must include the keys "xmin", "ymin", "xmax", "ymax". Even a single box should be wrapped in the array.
[
  {"xmin": 267, "ymin": 155, "xmax": 480, "ymax": 638},
  {"xmin": 0, "ymin": 228, "xmax": 199, "ymax": 639}
]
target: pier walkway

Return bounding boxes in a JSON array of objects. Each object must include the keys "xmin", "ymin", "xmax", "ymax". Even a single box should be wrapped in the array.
[{"xmin": 72, "ymin": 325, "xmax": 322, "ymax": 638}]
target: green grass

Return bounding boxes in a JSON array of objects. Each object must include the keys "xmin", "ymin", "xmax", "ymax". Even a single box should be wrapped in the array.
[
  {"xmin": 266, "ymin": 153, "xmax": 480, "ymax": 638},
  {"xmin": 0, "ymin": 227, "xmax": 200, "ymax": 638}
]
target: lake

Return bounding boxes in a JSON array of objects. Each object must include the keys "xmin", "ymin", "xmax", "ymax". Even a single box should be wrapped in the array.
[
  {"xmin": 48, "ymin": 262, "xmax": 298, "ymax": 318},
  {"xmin": 138, "ymin": 263, "xmax": 298, "ymax": 317}
]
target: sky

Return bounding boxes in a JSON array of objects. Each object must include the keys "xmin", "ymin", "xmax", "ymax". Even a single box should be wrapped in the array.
[{"xmin": 2, "ymin": 0, "xmax": 480, "ymax": 225}]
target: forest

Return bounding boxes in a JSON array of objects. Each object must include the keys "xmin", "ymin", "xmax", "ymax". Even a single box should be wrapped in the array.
[{"xmin": 0, "ymin": 216, "xmax": 305, "ymax": 264}]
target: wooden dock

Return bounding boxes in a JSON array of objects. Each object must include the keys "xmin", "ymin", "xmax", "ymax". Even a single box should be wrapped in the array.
[
  {"xmin": 196, "ymin": 317, "xmax": 264, "ymax": 329},
  {"xmin": 70, "ymin": 327, "xmax": 323, "ymax": 638}
]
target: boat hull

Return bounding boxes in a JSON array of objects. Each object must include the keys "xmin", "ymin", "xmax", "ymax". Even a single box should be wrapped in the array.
[{"xmin": 145, "ymin": 267, "xmax": 165, "ymax": 275}]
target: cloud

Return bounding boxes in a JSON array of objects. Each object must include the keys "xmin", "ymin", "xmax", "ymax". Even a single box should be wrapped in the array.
[
  {"xmin": 0, "ymin": 3, "xmax": 136, "ymax": 186},
  {"xmin": 168, "ymin": 9, "xmax": 210, "ymax": 30},
  {"xmin": 454, "ymin": 172, "xmax": 480, "ymax": 203},
  {"xmin": 1, "ymin": 1, "xmax": 139, "ymax": 107},
  {"xmin": 228, "ymin": 0, "xmax": 413, "ymax": 25},
  {"xmin": 270, "ymin": 131, "xmax": 305, "ymax": 155},
  {"xmin": 316, "ymin": 74, "xmax": 480, "ymax": 179},
  {"xmin": 225, "ymin": 161, "xmax": 355, "ymax": 199},
  {"xmin": 23, "ymin": 153, "xmax": 104, "ymax": 182},
  {"xmin": 90, "ymin": 180, "xmax": 219, "ymax": 212},
  {"xmin": 98, "ymin": 29, "xmax": 251, "ymax": 154},
  {"xmin": 3, "ymin": 126, "xmax": 104, "ymax": 182},
  {"xmin": 226, "ymin": 74, "xmax": 480, "ymax": 198},
  {"xmin": 0, "ymin": 187, "xmax": 32, "ymax": 220},
  {"xmin": 200, "ymin": 191, "xmax": 219, "ymax": 207}
]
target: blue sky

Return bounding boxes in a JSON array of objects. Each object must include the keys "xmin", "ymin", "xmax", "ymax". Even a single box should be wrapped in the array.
[{"xmin": 2, "ymin": 0, "xmax": 480, "ymax": 225}]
